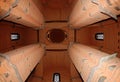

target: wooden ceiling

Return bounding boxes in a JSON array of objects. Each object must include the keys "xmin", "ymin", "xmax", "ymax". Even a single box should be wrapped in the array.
[
  {"xmin": 40, "ymin": 0, "xmax": 74, "ymax": 9},
  {"xmin": 43, "ymin": 51, "xmax": 71, "ymax": 69}
]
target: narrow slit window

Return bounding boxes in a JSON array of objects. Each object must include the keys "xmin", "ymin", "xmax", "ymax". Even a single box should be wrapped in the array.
[
  {"xmin": 95, "ymin": 33, "xmax": 104, "ymax": 40},
  {"xmin": 11, "ymin": 33, "xmax": 20, "ymax": 41},
  {"xmin": 53, "ymin": 73, "xmax": 60, "ymax": 82}
]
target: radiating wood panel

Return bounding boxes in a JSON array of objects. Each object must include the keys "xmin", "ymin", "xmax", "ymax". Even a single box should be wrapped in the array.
[
  {"xmin": 43, "ymin": 51, "xmax": 71, "ymax": 69},
  {"xmin": 0, "ymin": 21, "xmax": 38, "ymax": 53},
  {"xmin": 76, "ymin": 27, "xmax": 91, "ymax": 45},
  {"xmin": 0, "ymin": 22, "xmax": 13, "ymax": 52},
  {"xmin": 40, "ymin": 0, "xmax": 76, "ymax": 21},
  {"xmin": 24, "ymin": 28, "xmax": 38, "ymax": 45},
  {"xmin": 90, "ymin": 19, "xmax": 118, "ymax": 52},
  {"xmin": 43, "ymin": 7, "xmax": 70, "ymax": 21},
  {"xmin": 118, "ymin": 17, "xmax": 120, "ymax": 57},
  {"xmin": 43, "ymin": 8, "xmax": 61, "ymax": 21},
  {"xmin": 42, "ymin": 51, "xmax": 71, "ymax": 82}
]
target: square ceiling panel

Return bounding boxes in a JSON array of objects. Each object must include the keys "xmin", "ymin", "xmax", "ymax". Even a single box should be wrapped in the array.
[{"xmin": 39, "ymin": 22, "xmax": 74, "ymax": 50}]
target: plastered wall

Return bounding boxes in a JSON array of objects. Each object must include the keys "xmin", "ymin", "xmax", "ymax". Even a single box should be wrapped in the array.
[{"xmin": 0, "ymin": 21, "xmax": 38, "ymax": 53}]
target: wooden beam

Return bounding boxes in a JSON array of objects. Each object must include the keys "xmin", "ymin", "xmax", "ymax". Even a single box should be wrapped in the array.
[
  {"xmin": 69, "ymin": 0, "xmax": 120, "ymax": 29},
  {"xmin": 68, "ymin": 43, "xmax": 120, "ymax": 82},
  {"xmin": 0, "ymin": 0, "xmax": 44, "ymax": 29},
  {"xmin": 0, "ymin": 43, "xmax": 45, "ymax": 82}
]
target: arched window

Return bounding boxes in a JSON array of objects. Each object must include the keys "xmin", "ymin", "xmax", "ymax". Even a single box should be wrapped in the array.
[
  {"xmin": 11, "ymin": 33, "xmax": 20, "ymax": 41},
  {"xmin": 95, "ymin": 33, "xmax": 104, "ymax": 40},
  {"xmin": 53, "ymin": 73, "xmax": 60, "ymax": 82}
]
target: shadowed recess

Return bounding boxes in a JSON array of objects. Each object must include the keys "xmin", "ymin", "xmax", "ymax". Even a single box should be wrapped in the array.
[{"xmin": 47, "ymin": 29, "xmax": 67, "ymax": 43}]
